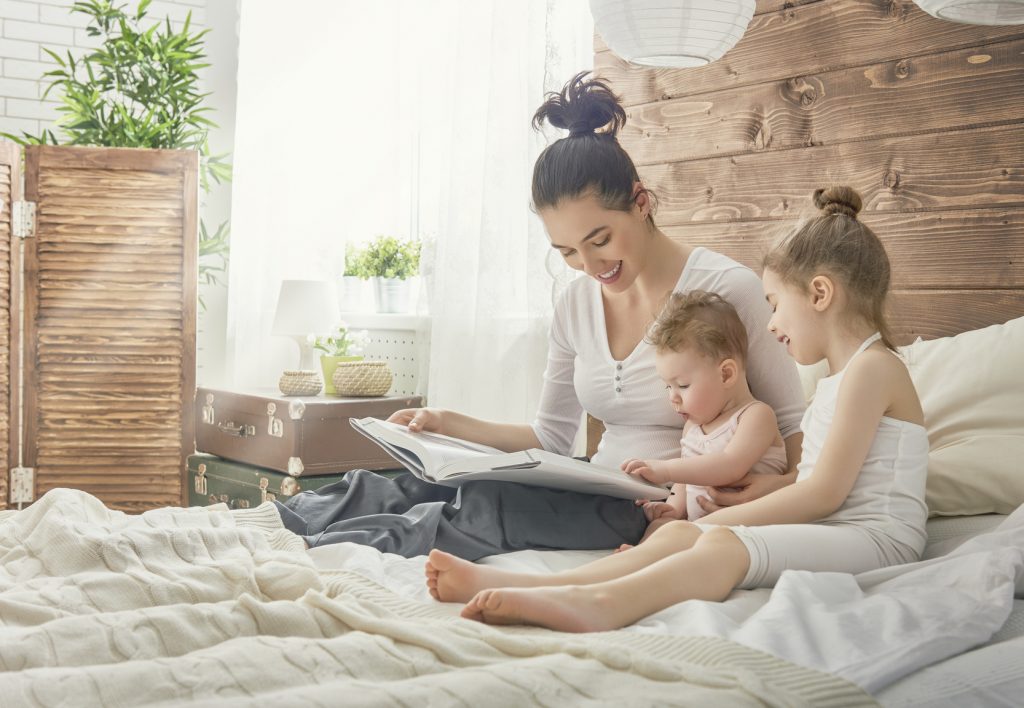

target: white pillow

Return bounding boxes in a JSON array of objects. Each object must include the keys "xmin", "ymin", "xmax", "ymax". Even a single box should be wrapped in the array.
[
  {"xmin": 794, "ymin": 317, "xmax": 1024, "ymax": 516},
  {"xmin": 901, "ymin": 316, "xmax": 1024, "ymax": 516}
]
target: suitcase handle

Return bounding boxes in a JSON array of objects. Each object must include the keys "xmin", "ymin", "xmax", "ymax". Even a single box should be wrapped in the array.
[{"xmin": 218, "ymin": 421, "xmax": 256, "ymax": 438}]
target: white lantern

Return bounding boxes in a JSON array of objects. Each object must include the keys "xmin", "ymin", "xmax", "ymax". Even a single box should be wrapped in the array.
[
  {"xmin": 589, "ymin": 0, "xmax": 756, "ymax": 68},
  {"xmin": 914, "ymin": 0, "xmax": 1024, "ymax": 24}
]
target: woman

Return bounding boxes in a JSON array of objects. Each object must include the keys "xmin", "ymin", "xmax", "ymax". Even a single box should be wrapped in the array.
[{"xmin": 275, "ymin": 73, "xmax": 805, "ymax": 559}]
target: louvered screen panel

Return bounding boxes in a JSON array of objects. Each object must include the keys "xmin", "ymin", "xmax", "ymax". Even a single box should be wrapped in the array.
[
  {"xmin": 0, "ymin": 143, "xmax": 17, "ymax": 510},
  {"xmin": 23, "ymin": 146, "xmax": 197, "ymax": 512}
]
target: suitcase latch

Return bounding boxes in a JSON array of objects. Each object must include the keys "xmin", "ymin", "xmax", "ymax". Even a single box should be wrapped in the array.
[
  {"xmin": 267, "ymin": 403, "xmax": 283, "ymax": 438},
  {"xmin": 195, "ymin": 464, "xmax": 208, "ymax": 495},
  {"xmin": 201, "ymin": 394, "xmax": 215, "ymax": 425},
  {"xmin": 218, "ymin": 421, "xmax": 256, "ymax": 437},
  {"xmin": 259, "ymin": 476, "xmax": 269, "ymax": 503}
]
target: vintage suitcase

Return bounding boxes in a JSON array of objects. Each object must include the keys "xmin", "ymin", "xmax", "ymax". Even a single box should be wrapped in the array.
[
  {"xmin": 187, "ymin": 453, "xmax": 383, "ymax": 509},
  {"xmin": 195, "ymin": 388, "xmax": 421, "ymax": 476}
]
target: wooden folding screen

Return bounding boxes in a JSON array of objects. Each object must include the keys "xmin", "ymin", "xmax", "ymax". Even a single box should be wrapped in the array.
[
  {"xmin": 4, "ymin": 145, "xmax": 197, "ymax": 512},
  {"xmin": 0, "ymin": 144, "xmax": 16, "ymax": 509}
]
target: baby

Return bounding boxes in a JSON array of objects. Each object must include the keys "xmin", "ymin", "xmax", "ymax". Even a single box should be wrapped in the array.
[{"xmin": 622, "ymin": 290, "xmax": 787, "ymax": 540}]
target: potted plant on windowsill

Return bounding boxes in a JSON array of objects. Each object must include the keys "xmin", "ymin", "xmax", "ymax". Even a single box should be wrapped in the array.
[
  {"xmin": 363, "ymin": 235, "xmax": 422, "ymax": 313},
  {"xmin": 338, "ymin": 242, "xmax": 373, "ymax": 312},
  {"xmin": 314, "ymin": 325, "xmax": 368, "ymax": 395}
]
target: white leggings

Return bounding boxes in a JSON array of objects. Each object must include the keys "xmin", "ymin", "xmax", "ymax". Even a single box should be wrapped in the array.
[{"xmin": 700, "ymin": 523, "xmax": 918, "ymax": 590}]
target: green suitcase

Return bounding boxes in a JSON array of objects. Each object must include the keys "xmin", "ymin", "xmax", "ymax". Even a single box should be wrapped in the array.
[{"xmin": 186, "ymin": 453, "xmax": 402, "ymax": 509}]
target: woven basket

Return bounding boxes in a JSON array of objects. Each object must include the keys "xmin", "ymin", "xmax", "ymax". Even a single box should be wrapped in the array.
[
  {"xmin": 332, "ymin": 360, "xmax": 393, "ymax": 397},
  {"xmin": 278, "ymin": 370, "xmax": 322, "ymax": 396}
]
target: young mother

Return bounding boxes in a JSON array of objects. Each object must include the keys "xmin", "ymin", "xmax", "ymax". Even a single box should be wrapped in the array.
[{"xmin": 275, "ymin": 73, "xmax": 805, "ymax": 559}]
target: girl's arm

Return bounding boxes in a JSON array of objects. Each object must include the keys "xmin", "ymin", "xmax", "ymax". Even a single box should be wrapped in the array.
[
  {"xmin": 698, "ymin": 353, "xmax": 899, "ymax": 527},
  {"xmin": 624, "ymin": 404, "xmax": 780, "ymax": 486}
]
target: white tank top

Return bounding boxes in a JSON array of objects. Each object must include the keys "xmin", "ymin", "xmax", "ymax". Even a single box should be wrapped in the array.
[{"xmin": 797, "ymin": 333, "xmax": 929, "ymax": 561}]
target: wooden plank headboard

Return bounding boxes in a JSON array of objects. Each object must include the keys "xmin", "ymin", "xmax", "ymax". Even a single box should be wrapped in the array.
[{"xmin": 595, "ymin": 0, "xmax": 1024, "ymax": 343}]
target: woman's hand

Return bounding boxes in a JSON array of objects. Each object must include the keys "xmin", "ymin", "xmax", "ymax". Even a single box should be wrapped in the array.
[
  {"xmin": 387, "ymin": 407, "xmax": 445, "ymax": 434},
  {"xmin": 695, "ymin": 470, "xmax": 796, "ymax": 513},
  {"xmin": 621, "ymin": 458, "xmax": 672, "ymax": 486}
]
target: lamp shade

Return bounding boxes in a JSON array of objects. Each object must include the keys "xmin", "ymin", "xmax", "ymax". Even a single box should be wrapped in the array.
[
  {"xmin": 589, "ymin": 0, "xmax": 756, "ymax": 68},
  {"xmin": 271, "ymin": 279, "xmax": 340, "ymax": 336},
  {"xmin": 914, "ymin": 0, "xmax": 1024, "ymax": 23}
]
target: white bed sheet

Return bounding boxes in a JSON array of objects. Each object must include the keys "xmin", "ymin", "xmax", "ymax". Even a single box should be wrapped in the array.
[{"xmin": 308, "ymin": 508, "xmax": 1024, "ymax": 703}]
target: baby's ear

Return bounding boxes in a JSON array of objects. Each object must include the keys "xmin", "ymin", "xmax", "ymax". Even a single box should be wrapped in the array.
[{"xmin": 720, "ymin": 358, "xmax": 740, "ymax": 385}]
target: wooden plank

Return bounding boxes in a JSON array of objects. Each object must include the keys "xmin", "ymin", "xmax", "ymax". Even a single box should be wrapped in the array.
[
  {"xmin": 643, "ymin": 124, "xmax": 1024, "ymax": 224},
  {"xmin": 36, "ymin": 144, "xmax": 194, "ymax": 172},
  {"xmin": 756, "ymin": 0, "xmax": 823, "ymax": 13},
  {"xmin": 889, "ymin": 291, "xmax": 1024, "ymax": 342},
  {"xmin": 620, "ymin": 38, "xmax": 1024, "ymax": 165},
  {"xmin": 594, "ymin": 1, "xmax": 1024, "ymax": 106},
  {"xmin": 663, "ymin": 209, "xmax": 1024, "ymax": 289}
]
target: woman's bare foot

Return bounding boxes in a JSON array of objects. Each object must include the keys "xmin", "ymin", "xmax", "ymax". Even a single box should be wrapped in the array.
[
  {"xmin": 613, "ymin": 543, "xmax": 633, "ymax": 553},
  {"xmin": 425, "ymin": 549, "xmax": 538, "ymax": 603},
  {"xmin": 461, "ymin": 585, "xmax": 617, "ymax": 633}
]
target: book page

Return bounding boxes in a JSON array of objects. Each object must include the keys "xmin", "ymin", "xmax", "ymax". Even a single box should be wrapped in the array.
[
  {"xmin": 352, "ymin": 418, "xmax": 500, "ymax": 480},
  {"xmin": 441, "ymin": 449, "xmax": 670, "ymax": 500}
]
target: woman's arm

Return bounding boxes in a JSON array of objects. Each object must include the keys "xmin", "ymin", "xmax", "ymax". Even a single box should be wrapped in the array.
[
  {"xmin": 388, "ymin": 407, "xmax": 541, "ymax": 452},
  {"xmin": 698, "ymin": 355, "xmax": 895, "ymax": 527}
]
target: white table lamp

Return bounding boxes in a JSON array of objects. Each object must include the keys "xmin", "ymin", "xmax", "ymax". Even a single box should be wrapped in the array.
[{"xmin": 271, "ymin": 280, "xmax": 340, "ymax": 370}]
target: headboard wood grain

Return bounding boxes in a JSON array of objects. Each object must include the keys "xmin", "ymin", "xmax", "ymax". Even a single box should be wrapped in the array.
[
  {"xmin": 594, "ymin": 0, "xmax": 1024, "ymax": 344},
  {"xmin": 587, "ymin": 0, "xmax": 1024, "ymax": 456}
]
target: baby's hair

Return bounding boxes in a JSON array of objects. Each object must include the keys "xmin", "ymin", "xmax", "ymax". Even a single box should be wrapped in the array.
[
  {"xmin": 647, "ymin": 290, "xmax": 749, "ymax": 365},
  {"xmin": 531, "ymin": 71, "xmax": 658, "ymax": 223},
  {"xmin": 763, "ymin": 186, "xmax": 895, "ymax": 350}
]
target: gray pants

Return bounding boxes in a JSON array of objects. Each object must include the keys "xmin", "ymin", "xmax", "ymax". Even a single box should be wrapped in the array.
[{"xmin": 274, "ymin": 469, "xmax": 646, "ymax": 561}]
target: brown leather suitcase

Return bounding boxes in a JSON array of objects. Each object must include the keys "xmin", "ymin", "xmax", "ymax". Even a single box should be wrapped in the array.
[{"xmin": 195, "ymin": 387, "xmax": 422, "ymax": 476}]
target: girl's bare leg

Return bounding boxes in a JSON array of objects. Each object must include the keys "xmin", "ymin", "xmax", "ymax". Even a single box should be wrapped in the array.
[
  {"xmin": 461, "ymin": 527, "xmax": 750, "ymax": 632},
  {"xmin": 427, "ymin": 521, "xmax": 703, "ymax": 602}
]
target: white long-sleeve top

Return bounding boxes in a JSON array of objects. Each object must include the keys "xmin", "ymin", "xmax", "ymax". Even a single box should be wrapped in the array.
[{"xmin": 532, "ymin": 247, "xmax": 806, "ymax": 468}]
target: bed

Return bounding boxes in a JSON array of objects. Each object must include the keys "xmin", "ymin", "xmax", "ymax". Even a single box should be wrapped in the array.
[{"xmin": 0, "ymin": 317, "xmax": 1022, "ymax": 705}]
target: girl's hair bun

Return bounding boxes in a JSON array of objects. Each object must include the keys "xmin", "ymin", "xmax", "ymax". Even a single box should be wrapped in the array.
[
  {"xmin": 813, "ymin": 186, "xmax": 862, "ymax": 219},
  {"xmin": 532, "ymin": 71, "xmax": 627, "ymax": 138}
]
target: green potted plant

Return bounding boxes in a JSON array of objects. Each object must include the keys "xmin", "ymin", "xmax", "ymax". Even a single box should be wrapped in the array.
[
  {"xmin": 314, "ymin": 324, "xmax": 368, "ymax": 395},
  {"xmin": 363, "ymin": 235, "xmax": 422, "ymax": 313}
]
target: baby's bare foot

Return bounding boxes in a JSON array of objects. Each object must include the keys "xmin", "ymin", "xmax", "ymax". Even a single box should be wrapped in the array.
[
  {"xmin": 461, "ymin": 586, "xmax": 615, "ymax": 633},
  {"xmin": 424, "ymin": 549, "xmax": 532, "ymax": 603}
]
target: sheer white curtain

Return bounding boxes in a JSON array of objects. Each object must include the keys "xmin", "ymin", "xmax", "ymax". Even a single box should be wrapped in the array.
[{"xmin": 228, "ymin": 0, "xmax": 592, "ymax": 424}]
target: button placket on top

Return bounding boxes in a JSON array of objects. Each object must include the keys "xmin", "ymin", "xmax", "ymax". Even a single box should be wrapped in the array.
[{"xmin": 615, "ymin": 362, "xmax": 623, "ymax": 394}]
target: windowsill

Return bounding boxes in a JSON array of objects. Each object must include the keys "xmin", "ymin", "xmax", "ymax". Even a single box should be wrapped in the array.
[{"xmin": 339, "ymin": 312, "xmax": 428, "ymax": 330}]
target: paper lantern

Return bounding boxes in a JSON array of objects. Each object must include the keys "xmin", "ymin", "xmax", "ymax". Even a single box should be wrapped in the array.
[
  {"xmin": 914, "ymin": 0, "xmax": 1024, "ymax": 24},
  {"xmin": 589, "ymin": 0, "xmax": 756, "ymax": 68}
]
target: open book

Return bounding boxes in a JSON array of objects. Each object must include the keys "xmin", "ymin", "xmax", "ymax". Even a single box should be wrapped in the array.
[{"xmin": 350, "ymin": 417, "xmax": 670, "ymax": 500}]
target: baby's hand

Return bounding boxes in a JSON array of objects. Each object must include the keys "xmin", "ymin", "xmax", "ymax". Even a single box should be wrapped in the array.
[
  {"xmin": 641, "ymin": 501, "xmax": 681, "ymax": 523},
  {"xmin": 621, "ymin": 458, "xmax": 671, "ymax": 485}
]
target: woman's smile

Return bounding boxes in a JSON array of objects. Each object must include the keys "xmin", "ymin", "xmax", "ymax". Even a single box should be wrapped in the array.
[{"xmin": 596, "ymin": 260, "xmax": 622, "ymax": 284}]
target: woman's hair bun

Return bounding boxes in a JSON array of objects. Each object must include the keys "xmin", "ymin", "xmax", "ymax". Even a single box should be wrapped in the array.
[
  {"xmin": 813, "ymin": 186, "xmax": 862, "ymax": 219},
  {"xmin": 532, "ymin": 71, "xmax": 627, "ymax": 138}
]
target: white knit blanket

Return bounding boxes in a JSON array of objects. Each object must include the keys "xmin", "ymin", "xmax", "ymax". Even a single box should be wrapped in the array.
[{"xmin": 0, "ymin": 489, "xmax": 875, "ymax": 707}]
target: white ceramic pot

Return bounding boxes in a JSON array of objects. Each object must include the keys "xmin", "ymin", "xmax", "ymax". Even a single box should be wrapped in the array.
[{"xmin": 373, "ymin": 277, "xmax": 411, "ymax": 313}]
